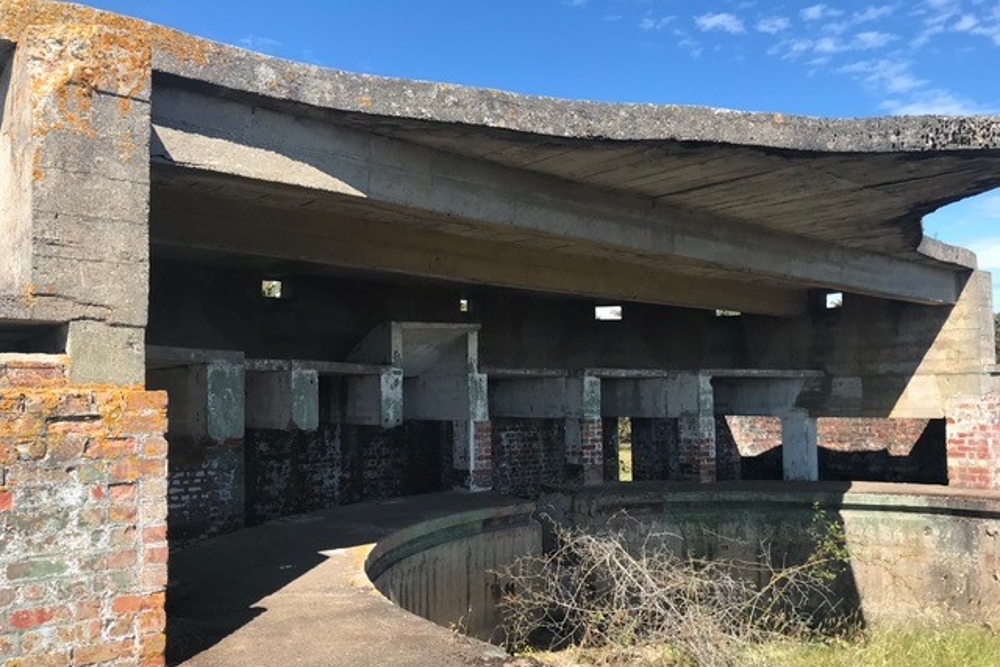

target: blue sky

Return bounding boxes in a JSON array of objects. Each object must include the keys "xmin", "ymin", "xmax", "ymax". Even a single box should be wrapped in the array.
[{"xmin": 81, "ymin": 0, "xmax": 1000, "ymax": 306}]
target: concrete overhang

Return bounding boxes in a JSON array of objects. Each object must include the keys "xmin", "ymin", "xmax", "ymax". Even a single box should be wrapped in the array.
[{"xmin": 5, "ymin": 1, "xmax": 1000, "ymax": 316}]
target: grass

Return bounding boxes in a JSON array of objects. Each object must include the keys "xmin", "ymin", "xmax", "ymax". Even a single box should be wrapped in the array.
[
  {"xmin": 748, "ymin": 624, "xmax": 1000, "ymax": 667},
  {"xmin": 525, "ymin": 623, "xmax": 1000, "ymax": 667}
]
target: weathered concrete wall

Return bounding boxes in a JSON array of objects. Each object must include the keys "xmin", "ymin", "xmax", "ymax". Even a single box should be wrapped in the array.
[
  {"xmin": 367, "ymin": 503, "xmax": 541, "ymax": 642},
  {"xmin": 725, "ymin": 416, "xmax": 947, "ymax": 484},
  {"xmin": 148, "ymin": 260, "xmax": 994, "ymax": 423},
  {"xmin": 740, "ymin": 273, "xmax": 994, "ymax": 418},
  {"xmin": 1, "ymin": 21, "xmax": 152, "ymax": 383},
  {"xmin": 0, "ymin": 354, "xmax": 168, "ymax": 666},
  {"xmin": 540, "ymin": 483, "xmax": 1000, "ymax": 625}
]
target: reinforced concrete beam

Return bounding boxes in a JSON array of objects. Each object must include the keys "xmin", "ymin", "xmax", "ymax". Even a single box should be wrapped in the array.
[
  {"xmin": 151, "ymin": 85, "xmax": 964, "ymax": 307},
  {"xmin": 247, "ymin": 358, "xmax": 403, "ymax": 429},
  {"xmin": 145, "ymin": 346, "xmax": 245, "ymax": 440},
  {"xmin": 245, "ymin": 369, "xmax": 319, "ymax": 431}
]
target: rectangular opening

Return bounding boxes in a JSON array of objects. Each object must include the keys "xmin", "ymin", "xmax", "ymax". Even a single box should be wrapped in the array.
[
  {"xmin": 261, "ymin": 279, "xmax": 284, "ymax": 299},
  {"xmin": 715, "ymin": 309, "xmax": 741, "ymax": 317},
  {"xmin": 0, "ymin": 321, "xmax": 67, "ymax": 353},
  {"xmin": 595, "ymin": 305, "xmax": 623, "ymax": 321},
  {"xmin": 826, "ymin": 292, "xmax": 843, "ymax": 309}
]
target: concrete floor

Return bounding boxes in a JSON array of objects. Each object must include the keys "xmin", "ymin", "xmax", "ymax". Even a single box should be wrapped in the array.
[{"xmin": 167, "ymin": 492, "xmax": 527, "ymax": 667}]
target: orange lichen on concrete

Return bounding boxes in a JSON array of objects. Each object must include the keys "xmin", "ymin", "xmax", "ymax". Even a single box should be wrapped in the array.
[
  {"xmin": 0, "ymin": 0, "xmax": 233, "ymax": 140},
  {"xmin": 24, "ymin": 21, "xmax": 151, "ymax": 138}
]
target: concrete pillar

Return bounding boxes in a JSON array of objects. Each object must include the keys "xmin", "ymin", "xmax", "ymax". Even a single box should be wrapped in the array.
[
  {"xmin": 453, "ymin": 419, "xmax": 492, "ymax": 491},
  {"xmin": 2, "ymin": 24, "xmax": 152, "ymax": 383},
  {"xmin": 146, "ymin": 357, "xmax": 247, "ymax": 541},
  {"xmin": 246, "ymin": 369, "xmax": 319, "ymax": 431},
  {"xmin": 669, "ymin": 373, "xmax": 717, "ymax": 482},
  {"xmin": 781, "ymin": 409, "xmax": 818, "ymax": 481},
  {"xmin": 147, "ymin": 360, "xmax": 245, "ymax": 440},
  {"xmin": 322, "ymin": 369, "xmax": 404, "ymax": 428}
]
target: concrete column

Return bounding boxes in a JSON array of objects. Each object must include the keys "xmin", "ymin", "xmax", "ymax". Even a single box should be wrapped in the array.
[
  {"xmin": 453, "ymin": 419, "xmax": 492, "ymax": 491},
  {"xmin": 669, "ymin": 374, "xmax": 717, "ymax": 482},
  {"xmin": 246, "ymin": 369, "xmax": 319, "ymax": 431},
  {"xmin": 2, "ymin": 24, "xmax": 152, "ymax": 383},
  {"xmin": 146, "ymin": 358, "xmax": 246, "ymax": 540},
  {"xmin": 781, "ymin": 409, "xmax": 818, "ymax": 481},
  {"xmin": 147, "ymin": 360, "xmax": 245, "ymax": 440}
]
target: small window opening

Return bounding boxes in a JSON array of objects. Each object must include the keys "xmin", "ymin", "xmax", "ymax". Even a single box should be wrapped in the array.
[
  {"xmin": 715, "ymin": 309, "xmax": 741, "ymax": 317},
  {"xmin": 618, "ymin": 417, "xmax": 632, "ymax": 482},
  {"xmin": 826, "ymin": 292, "xmax": 843, "ymax": 309},
  {"xmin": 459, "ymin": 298, "xmax": 469, "ymax": 313},
  {"xmin": 595, "ymin": 305, "xmax": 623, "ymax": 321},
  {"xmin": 261, "ymin": 279, "xmax": 284, "ymax": 299},
  {"xmin": 0, "ymin": 322, "xmax": 67, "ymax": 353}
]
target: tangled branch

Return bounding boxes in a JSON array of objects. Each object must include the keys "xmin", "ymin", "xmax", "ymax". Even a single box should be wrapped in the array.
[{"xmin": 496, "ymin": 509, "xmax": 852, "ymax": 666}]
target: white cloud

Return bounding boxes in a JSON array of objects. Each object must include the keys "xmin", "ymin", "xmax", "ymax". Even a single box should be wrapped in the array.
[
  {"xmin": 953, "ymin": 14, "xmax": 979, "ymax": 31},
  {"xmin": 640, "ymin": 16, "xmax": 675, "ymax": 31},
  {"xmin": 695, "ymin": 12, "xmax": 746, "ymax": 34},
  {"xmin": 801, "ymin": 4, "xmax": 843, "ymax": 21},
  {"xmin": 881, "ymin": 89, "xmax": 991, "ymax": 115},
  {"xmin": 839, "ymin": 58, "xmax": 925, "ymax": 93},
  {"xmin": 775, "ymin": 31, "xmax": 895, "ymax": 58},
  {"xmin": 756, "ymin": 16, "xmax": 791, "ymax": 34},
  {"xmin": 238, "ymin": 35, "xmax": 282, "ymax": 51},
  {"xmin": 674, "ymin": 30, "xmax": 704, "ymax": 58},
  {"xmin": 853, "ymin": 5, "xmax": 895, "ymax": 24},
  {"xmin": 853, "ymin": 31, "xmax": 895, "ymax": 48}
]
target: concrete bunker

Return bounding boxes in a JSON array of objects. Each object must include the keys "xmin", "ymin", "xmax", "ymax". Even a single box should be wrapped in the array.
[{"xmin": 2, "ymin": 2, "xmax": 1000, "ymax": 665}]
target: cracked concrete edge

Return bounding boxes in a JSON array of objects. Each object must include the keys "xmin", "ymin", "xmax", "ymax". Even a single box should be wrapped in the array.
[{"xmin": 2, "ymin": 1, "xmax": 1000, "ymax": 154}]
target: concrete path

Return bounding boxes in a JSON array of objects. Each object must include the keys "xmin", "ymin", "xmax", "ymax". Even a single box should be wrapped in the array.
[{"xmin": 168, "ymin": 492, "xmax": 528, "ymax": 667}]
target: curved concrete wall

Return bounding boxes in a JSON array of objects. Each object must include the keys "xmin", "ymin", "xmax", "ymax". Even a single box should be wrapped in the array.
[
  {"xmin": 539, "ymin": 481, "xmax": 1000, "ymax": 624},
  {"xmin": 367, "ymin": 482, "xmax": 1000, "ymax": 643},
  {"xmin": 366, "ymin": 502, "xmax": 541, "ymax": 640}
]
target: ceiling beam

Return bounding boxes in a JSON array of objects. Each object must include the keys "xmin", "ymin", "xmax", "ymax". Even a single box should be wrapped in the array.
[{"xmin": 150, "ymin": 84, "xmax": 964, "ymax": 306}]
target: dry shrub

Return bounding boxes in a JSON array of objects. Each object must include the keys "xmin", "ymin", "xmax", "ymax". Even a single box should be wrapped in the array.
[{"xmin": 497, "ymin": 510, "xmax": 852, "ymax": 667}]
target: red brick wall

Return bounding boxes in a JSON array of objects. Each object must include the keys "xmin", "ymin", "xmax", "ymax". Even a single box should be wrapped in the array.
[
  {"xmin": 0, "ymin": 355, "xmax": 168, "ymax": 666},
  {"xmin": 726, "ymin": 416, "xmax": 934, "ymax": 456},
  {"xmin": 946, "ymin": 393, "xmax": 1000, "ymax": 489},
  {"xmin": 724, "ymin": 415, "xmax": 947, "ymax": 484}
]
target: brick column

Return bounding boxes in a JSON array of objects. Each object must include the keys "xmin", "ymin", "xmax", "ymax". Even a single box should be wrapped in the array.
[
  {"xmin": 602, "ymin": 417, "xmax": 620, "ymax": 482},
  {"xmin": 672, "ymin": 373, "xmax": 717, "ymax": 482},
  {"xmin": 453, "ymin": 420, "xmax": 492, "ymax": 491},
  {"xmin": 566, "ymin": 417, "xmax": 603, "ymax": 485},
  {"xmin": 945, "ymin": 393, "xmax": 1000, "ymax": 489},
  {"xmin": 0, "ymin": 354, "xmax": 168, "ymax": 666}
]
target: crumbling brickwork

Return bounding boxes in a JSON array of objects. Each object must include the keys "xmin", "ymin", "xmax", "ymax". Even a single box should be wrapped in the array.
[
  {"xmin": 491, "ymin": 418, "xmax": 568, "ymax": 496},
  {"xmin": 946, "ymin": 393, "xmax": 1000, "ymax": 489},
  {"xmin": 630, "ymin": 418, "xmax": 678, "ymax": 481},
  {"xmin": 245, "ymin": 422, "xmax": 449, "ymax": 524},
  {"xmin": 166, "ymin": 437, "xmax": 244, "ymax": 544},
  {"xmin": 0, "ymin": 354, "xmax": 168, "ymax": 666}
]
